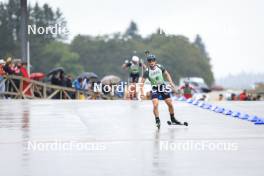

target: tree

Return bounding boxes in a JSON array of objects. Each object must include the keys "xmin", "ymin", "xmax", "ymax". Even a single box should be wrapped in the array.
[
  {"xmin": 194, "ymin": 34, "xmax": 207, "ymax": 57},
  {"xmin": 33, "ymin": 42, "xmax": 83, "ymax": 76},
  {"xmin": 0, "ymin": 1, "xmax": 67, "ymax": 58},
  {"xmin": 70, "ymin": 31, "xmax": 215, "ymax": 85},
  {"xmin": 124, "ymin": 21, "xmax": 139, "ymax": 38}
]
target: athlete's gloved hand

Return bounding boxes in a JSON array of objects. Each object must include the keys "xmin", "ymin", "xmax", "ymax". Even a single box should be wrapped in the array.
[{"xmin": 125, "ymin": 60, "xmax": 129, "ymax": 64}]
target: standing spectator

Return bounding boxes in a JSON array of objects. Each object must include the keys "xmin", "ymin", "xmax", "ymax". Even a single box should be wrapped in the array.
[
  {"xmin": 0, "ymin": 59, "xmax": 6, "ymax": 98},
  {"xmin": 3, "ymin": 57, "xmax": 15, "ymax": 75},
  {"xmin": 239, "ymin": 90, "xmax": 248, "ymax": 101},
  {"xmin": 3, "ymin": 58, "xmax": 16, "ymax": 95},
  {"xmin": 64, "ymin": 75, "xmax": 74, "ymax": 99},
  {"xmin": 65, "ymin": 75, "xmax": 73, "ymax": 88},
  {"xmin": 81, "ymin": 77, "xmax": 90, "ymax": 90},
  {"xmin": 60, "ymin": 71, "xmax": 66, "ymax": 87},
  {"xmin": 199, "ymin": 94, "xmax": 207, "ymax": 101},
  {"xmin": 180, "ymin": 80, "xmax": 196, "ymax": 99},
  {"xmin": 72, "ymin": 78, "xmax": 83, "ymax": 90},
  {"xmin": 18, "ymin": 61, "xmax": 31, "ymax": 96},
  {"xmin": 51, "ymin": 71, "xmax": 64, "ymax": 86},
  {"xmin": 19, "ymin": 61, "xmax": 29, "ymax": 78},
  {"xmin": 50, "ymin": 71, "xmax": 65, "ymax": 99},
  {"xmin": 218, "ymin": 94, "xmax": 224, "ymax": 101},
  {"xmin": 231, "ymin": 93, "xmax": 237, "ymax": 101}
]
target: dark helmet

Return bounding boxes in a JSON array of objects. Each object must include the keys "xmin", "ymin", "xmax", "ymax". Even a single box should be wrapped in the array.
[{"xmin": 147, "ymin": 54, "xmax": 156, "ymax": 61}]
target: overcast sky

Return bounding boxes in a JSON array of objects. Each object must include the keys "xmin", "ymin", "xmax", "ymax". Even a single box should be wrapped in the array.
[{"xmin": 21, "ymin": 0, "xmax": 264, "ymax": 78}]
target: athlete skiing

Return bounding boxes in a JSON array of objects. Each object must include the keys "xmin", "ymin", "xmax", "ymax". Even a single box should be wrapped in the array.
[
  {"xmin": 122, "ymin": 56, "xmax": 145, "ymax": 99},
  {"xmin": 139, "ymin": 54, "xmax": 188, "ymax": 129},
  {"xmin": 122, "ymin": 56, "xmax": 145, "ymax": 83}
]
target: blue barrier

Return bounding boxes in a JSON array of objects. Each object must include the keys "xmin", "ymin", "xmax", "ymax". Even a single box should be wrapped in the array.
[
  {"xmin": 202, "ymin": 104, "xmax": 212, "ymax": 109},
  {"xmin": 247, "ymin": 115, "xmax": 259, "ymax": 122},
  {"xmin": 192, "ymin": 100, "xmax": 200, "ymax": 105},
  {"xmin": 178, "ymin": 97, "xmax": 186, "ymax": 101},
  {"xmin": 255, "ymin": 118, "xmax": 264, "ymax": 125},
  {"xmin": 198, "ymin": 102, "xmax": 205, "ymax": 107},
  {"xmin": 238, "ymin": 114, "xmax": 250, "ymax": 120},
  {"xmin": 223, "ymin": 110, "xmax": 232, "ymax": 115},
  {"xmin": 231, "ymin": 111, "xmax": 240, "ymax": 117},
  {"xmin": 182, "ymin": 98, "xmax": 262, "ymax": 125},
  {"xmin": 210, "ymin": 106, "xmax": 218, "ymax": 111},
  {"xmin": 187, "ymin": 99, "xmax": 193, "ymax": 103},
  {"xmin": 215, "ymin": 107, "xmax": 225, "ymax": 113}
]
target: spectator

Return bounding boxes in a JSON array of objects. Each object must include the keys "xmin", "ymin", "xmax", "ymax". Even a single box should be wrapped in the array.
[
  {"xmin": 72, "ymin": 78, "xmax": 83, "ymax": 90},
  {"xmin": 3, "ymin": 58, "xmax": 19, "ymax": 96},
  {"xmin": 231, "ymin": 93, "xmax": 237, "ymax": 101},
  {"xmin": 51, "ymin": 71, "xmax": 64, "ymax": 86},
  {"xmin": 0, "ymin": 59, "xmax": 6, "ymax": 99},
  {"xmin": 18, "ymin": 61, "xmax": 31, "ymax": 96},
  {"xmin": 199, "ymin": 94, "xmax": 207, "ymax": 101},
  {"xmin": 60, "ymin": 71, "xmax": 66, "ymax": 86},
  {"xmin": 180, "ymin": 80, "xmax": 196, "ymax": 99},
  {"xmin": 65, "ymin": 75, "xmax": 73, "ymax": 88},
  {"xmin": 218, "ymin": 94, "xmax": 224, "ymax": 101},
  {"xmin": 256, "ymin": 95, "xmax": 261, "ymax": 101},
  {"xmin": 81, "ymin": 77, "xmax": 90, "ymax": 90},
  {"xmin": 239, "ymin": 89, "xmax": 248, "ymax": 101},
  {"xmin": 50, "ymin": 71, "xmax": 64, "ymax": 99},
  {"xmin": 3, "ymin": 57, "xmax": 15, "ymax": 75},
  {"xmin": 19, "ymin": 61, "xmax": 29, "ymax": 78}
]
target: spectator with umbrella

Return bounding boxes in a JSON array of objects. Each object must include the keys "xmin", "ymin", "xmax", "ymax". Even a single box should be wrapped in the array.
[
  {"xmin": 48, "ymin": 67, "xmax": 65, "ymax": 87},
  {"xmin": 72, "ymin": 77, "xmax": 84, "ymax": 91}
]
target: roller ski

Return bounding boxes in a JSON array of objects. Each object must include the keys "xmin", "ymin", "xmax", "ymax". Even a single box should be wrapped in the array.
[{"xmin": 167, "ymin": 117, "xmax": 188, "ymax": 126}]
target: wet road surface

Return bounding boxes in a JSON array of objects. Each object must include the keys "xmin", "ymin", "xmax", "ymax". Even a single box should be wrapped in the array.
[{"xmin": 0, "ymin": 100, "xmax": 264, "ymax": 176}]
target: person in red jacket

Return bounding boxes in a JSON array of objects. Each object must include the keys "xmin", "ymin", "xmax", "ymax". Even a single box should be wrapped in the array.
[
  {"xmin": 239, "ymin": 90, "xmax": 248, "ymax": 101},
  {"xmin": 179, "ymin": 80, "xmax": 196, "ymax": 99},
  {"xmin": 19, "ymin": 61, "xmax": 31, "ymax": 96}
]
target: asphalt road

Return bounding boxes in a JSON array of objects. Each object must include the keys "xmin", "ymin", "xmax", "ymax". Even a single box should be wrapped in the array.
[{"xmin": 0, "ymin": 100, "xmax": 263, "ymax": 176}]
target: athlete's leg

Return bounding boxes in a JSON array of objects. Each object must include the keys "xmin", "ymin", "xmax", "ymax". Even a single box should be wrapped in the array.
[
  {"xmin": 164, "ymin": 98, "xmax": 174, "ymax": 114},
  {"xmin": 152, "ymin": 98, "xmax": 159, "ymax": 117},
  {"xmin": 164, "ymin": 96, "xmax": 180, "ymax": 124},
  {"xmin": 152, "ymin": 98, "xmax": 160, "ymax": 127}
]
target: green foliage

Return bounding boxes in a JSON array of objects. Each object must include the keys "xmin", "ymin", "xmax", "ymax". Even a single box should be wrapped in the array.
[
  {"xmin": 0, "ymin": 1, "xmax": 67, "ymax": 56},
  {"xmin": 35, "ymin": 42, "xmax": 83, "ymax": 76},
  {"xmin": 70, "ymin": 32, "xmax": 215, "ymax": 85}
]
